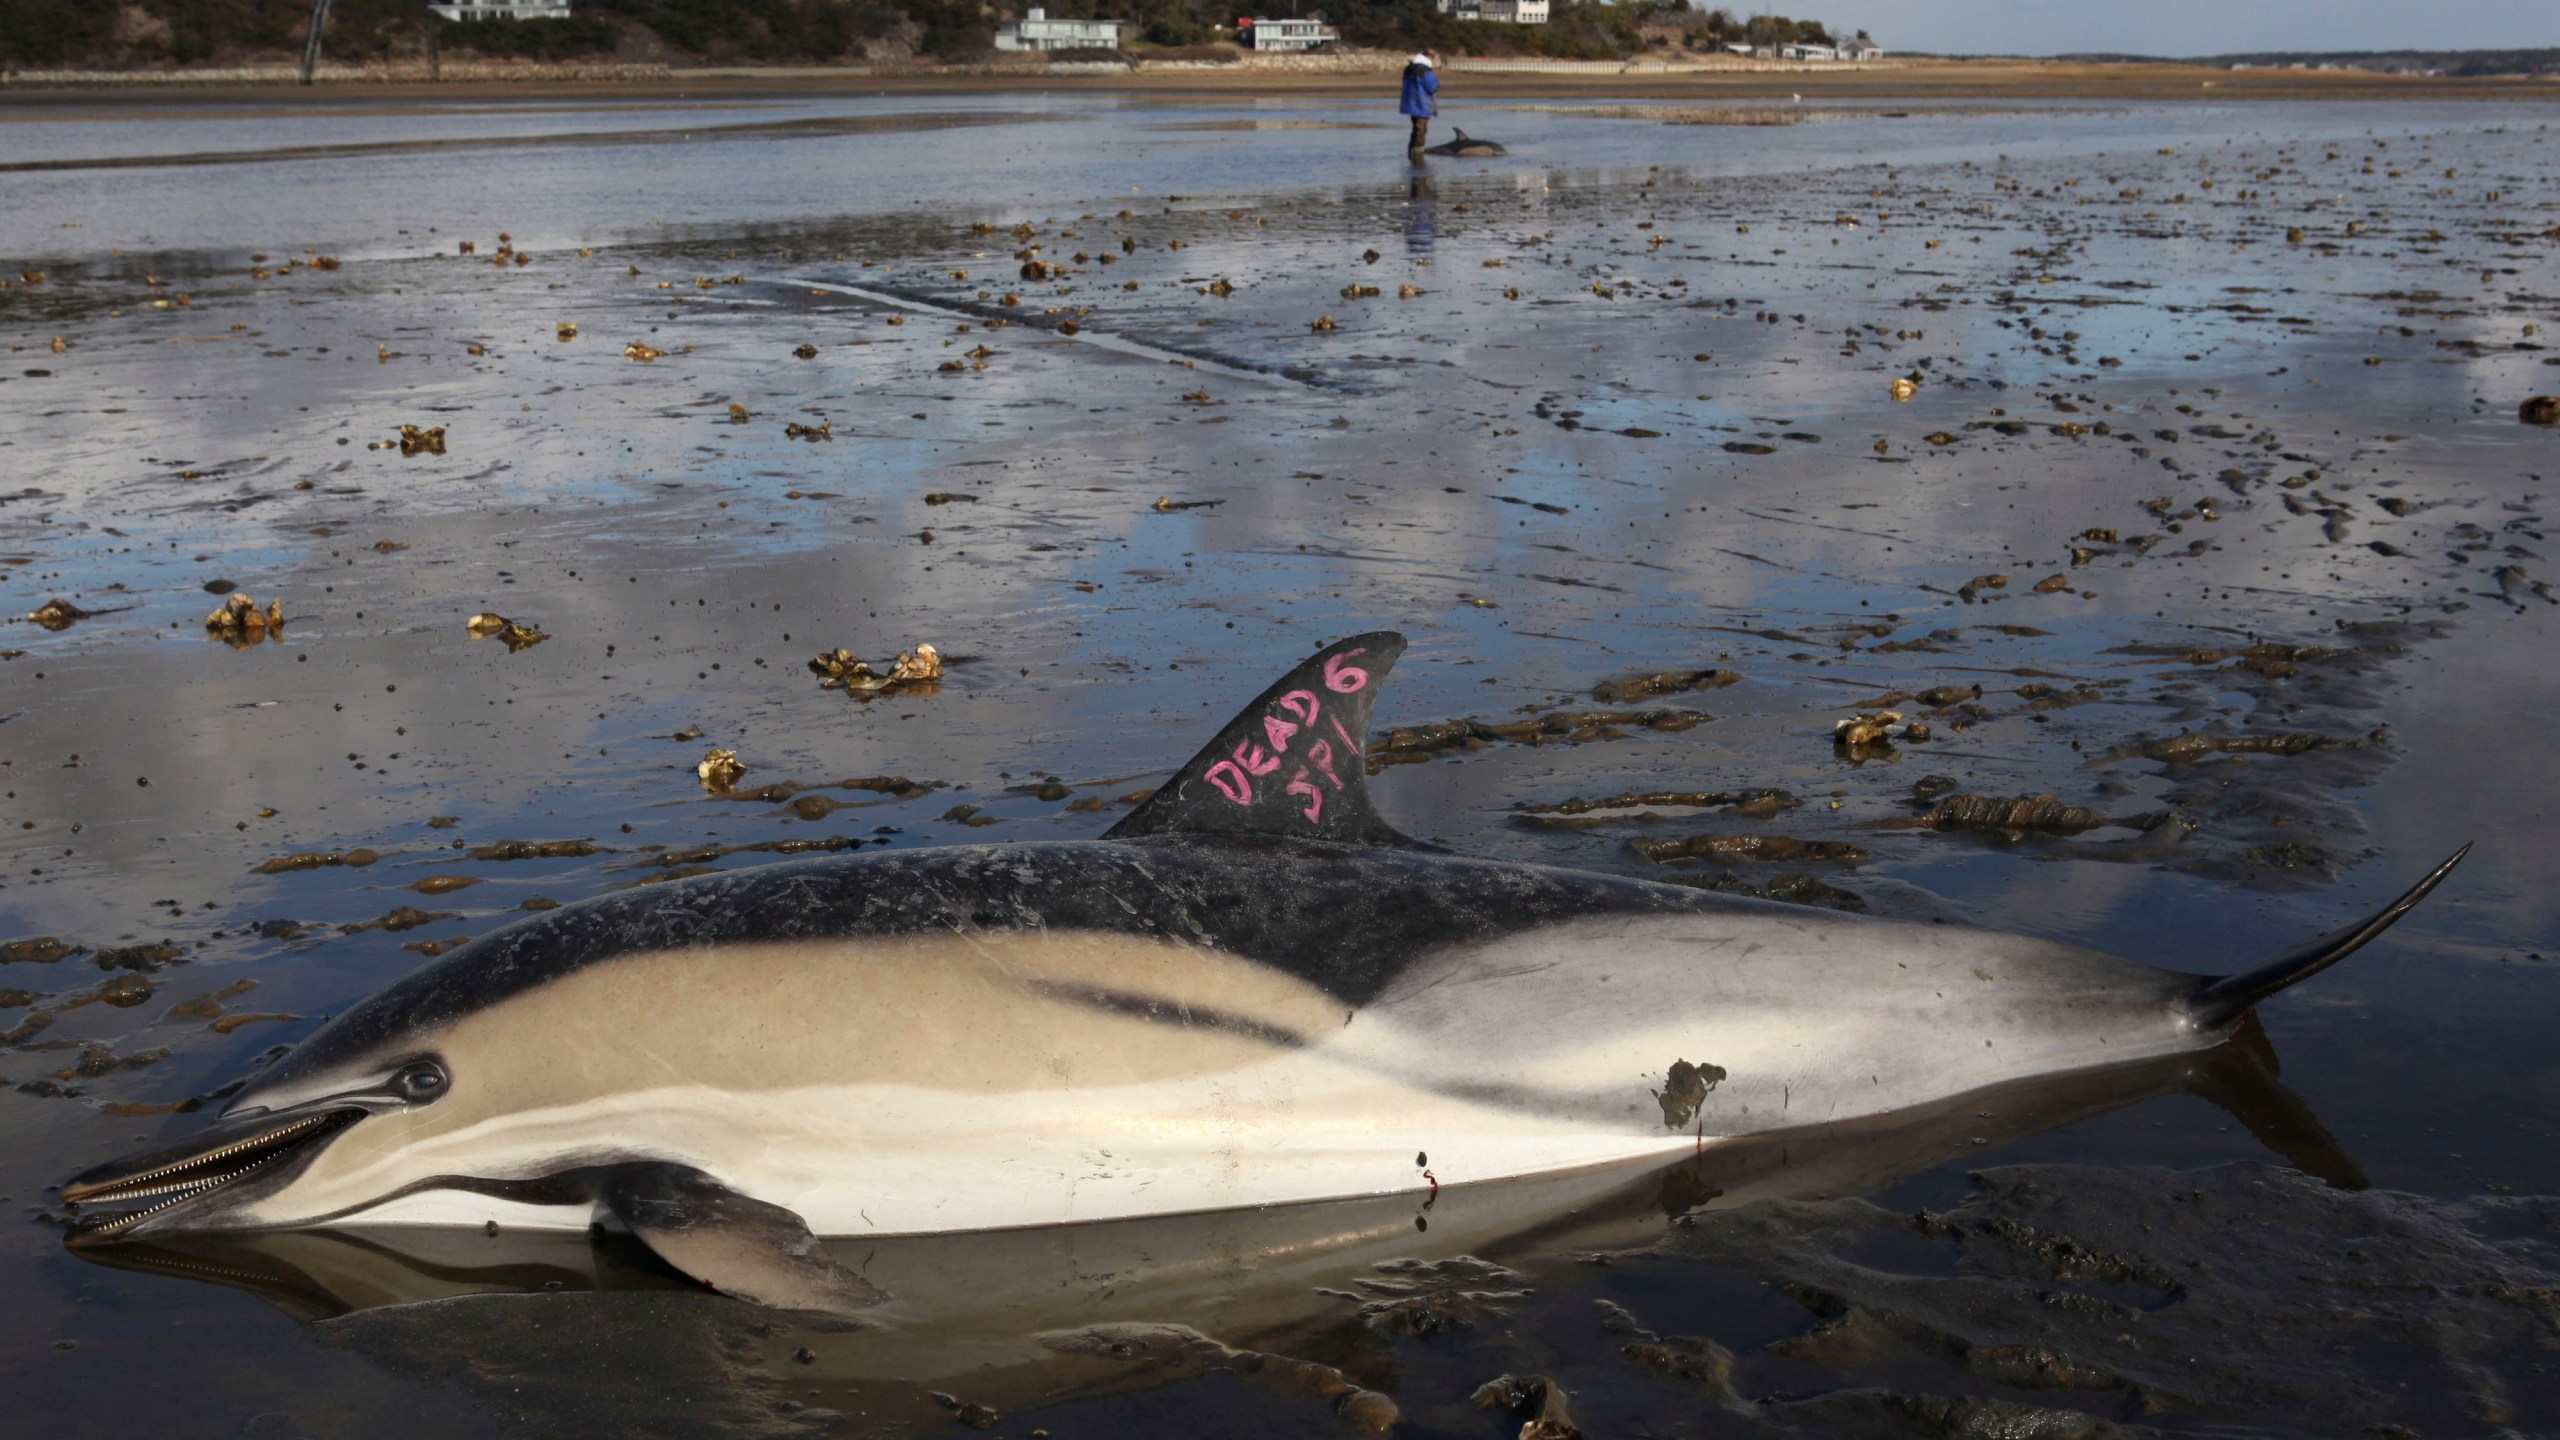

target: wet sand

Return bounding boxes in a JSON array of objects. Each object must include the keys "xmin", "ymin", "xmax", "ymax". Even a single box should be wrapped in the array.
[{"xmin": 3, "ymin": 93, "xmax": 2557, "ymax": 1436}]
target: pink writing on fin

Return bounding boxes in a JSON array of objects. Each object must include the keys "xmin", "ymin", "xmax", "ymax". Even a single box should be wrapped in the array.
[
  {"xmin": 1197, "ymin": 648, "xmax": 1375, "ymax": 816},
  {"xmin": 1323, "ymin": 649, "xmax": 1369, "ymax": 695},
  {"xmin": 1307, "ymin": 738, "xmax": 1340, "ymax": 787},
  {"xmin": 1286, "ymin": 770, "xmax": 1323, "ymax": 823},
  {"xmin": 1327, "ymin": 714, "xmax": 1363, "ymax": 758},
  {"xmin": 1204, "ymin": 760, "xmax": 1253, "ymax": 805}
]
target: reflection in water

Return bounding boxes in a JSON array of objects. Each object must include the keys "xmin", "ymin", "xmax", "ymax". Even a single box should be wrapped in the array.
[
  {"xmin": 1404, "ymin": 176, "xmax": 1436, "ymax": 260},
  {"xmin": 73, "ymin": 1033, "xmax": 2355, "ymax": 1431}
]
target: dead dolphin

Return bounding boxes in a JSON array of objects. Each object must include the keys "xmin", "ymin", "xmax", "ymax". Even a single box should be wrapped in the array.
[
  {"xmin": 60, "ymin": 632, "xmax": 2465, "ymax": 1315},
  {"xmin": 73, "ymin": 1028, "xmax": 2352, "ymax": 1329},
  {"xmin": 67, "ymin": 1037, "xmax": 2347, "ymax": 1432},
  {"xmin": 1424, "ymin": 129, "xmax": 1507, "ymax": 158}
]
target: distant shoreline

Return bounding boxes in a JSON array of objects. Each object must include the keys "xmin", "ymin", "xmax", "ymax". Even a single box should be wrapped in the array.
[{"xmin": 3, "ymin": 57, "xmax": 2557, "ymax": 109}]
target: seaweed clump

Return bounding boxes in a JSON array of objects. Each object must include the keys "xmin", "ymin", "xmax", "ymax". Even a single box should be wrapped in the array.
[
  {"xmin": 809, "ymin": 642, "xmax": 942, "ymax": 695},
  {"xmin": 205, "ymin": 593, "xmax": 283, "ymax": 644}
]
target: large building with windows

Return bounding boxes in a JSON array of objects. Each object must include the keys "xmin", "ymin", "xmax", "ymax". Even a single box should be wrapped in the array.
[
  {"xmin": 994, "ymin": 8, "xmax": 1126, "ymax": 50},
  {"xmin": 1238, "ymin": 16, "xmax": 1340, "ymax": 50},
  {"xmin": 1436, "ymin": 0, "xmax": 1548, "ymax": 20},
  {"xmin": 428, "ymin": 0, "xmax": 571, "ymax": 19}
]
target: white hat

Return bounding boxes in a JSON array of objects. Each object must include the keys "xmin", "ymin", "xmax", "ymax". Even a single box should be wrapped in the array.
[{"xmin": 1410, "ymin": 52, "xmax": 1434, "ymax": 67}]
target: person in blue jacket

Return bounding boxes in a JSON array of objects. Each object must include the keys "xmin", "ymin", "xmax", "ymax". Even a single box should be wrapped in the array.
[{"xmin": 1400, "ymin": 51, "xmax": 1440, "ymax": 154}]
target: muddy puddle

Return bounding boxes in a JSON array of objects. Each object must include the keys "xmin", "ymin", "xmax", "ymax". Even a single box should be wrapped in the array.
[{"xmin": 3, "ymin": 93, "xmax": 2557, "ymax": 1436}]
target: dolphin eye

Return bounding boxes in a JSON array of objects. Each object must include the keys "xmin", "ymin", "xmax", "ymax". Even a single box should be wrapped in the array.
[{"xmin": 391, "ymin": 1061, "xmax": 449, "ymax": 1104}]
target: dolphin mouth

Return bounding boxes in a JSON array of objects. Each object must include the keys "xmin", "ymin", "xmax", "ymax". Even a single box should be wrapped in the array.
[{"xmin": 61, "ymin": 1107, "xmax": 361, "ymax": 1244}]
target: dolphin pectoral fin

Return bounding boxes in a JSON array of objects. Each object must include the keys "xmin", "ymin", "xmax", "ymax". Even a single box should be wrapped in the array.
[{"xmin": 599, "ymin": 1164, "xmax": 885, "ymax": 1316}]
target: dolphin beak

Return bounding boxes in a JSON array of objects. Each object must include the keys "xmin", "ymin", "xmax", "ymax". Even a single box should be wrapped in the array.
[{"xmin": 60, "ymin": 1106, "xmax": 361, "ymax": 1244}]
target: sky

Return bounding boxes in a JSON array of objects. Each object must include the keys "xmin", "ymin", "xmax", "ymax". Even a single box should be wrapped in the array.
[{"xmin": 1814, "ymin": 0, "xmax": 2560, "ymax": 57}]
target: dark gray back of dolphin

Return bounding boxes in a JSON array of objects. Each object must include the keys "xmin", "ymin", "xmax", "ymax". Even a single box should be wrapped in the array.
[{"xmin": 257, "ymin": 837, "xmax": 1743, "ymax": 1096}]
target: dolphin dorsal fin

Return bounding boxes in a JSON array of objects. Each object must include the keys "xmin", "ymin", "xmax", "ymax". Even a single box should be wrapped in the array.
[{"xmin": 1105, "ymin": 631, "xmax": 1415, "ymax": 847}]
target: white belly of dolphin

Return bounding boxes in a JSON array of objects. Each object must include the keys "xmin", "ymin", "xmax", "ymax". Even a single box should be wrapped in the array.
[{"xmin": 327, "ymin": 1066, "xmax": 1698, "ymax": 1234}]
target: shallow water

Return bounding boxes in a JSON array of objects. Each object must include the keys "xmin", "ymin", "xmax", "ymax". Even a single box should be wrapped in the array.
[{"xmin": 3, "ymin": 92, "xmax": 2558, "ymax": 1436}]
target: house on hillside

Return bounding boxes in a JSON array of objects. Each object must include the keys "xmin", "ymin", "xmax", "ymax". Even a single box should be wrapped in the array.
[
  {"xmin": 993, "ymin": 8, "xmax": 1125, "ymax": 51},
  {"xmin": 1437, "ymin": 0, "xmax": 1548, "ymax": 22},
  {"xmin": 1238, "ymin": 16, "xmax": 1339, "ymax": 50},
  {"xmin": 428, "ymin": 0, "xmax": 570, "ymax": 19},
  {"xmin": 1837, "ymin": 34, "xmax": 1883, "ymax": 60}
]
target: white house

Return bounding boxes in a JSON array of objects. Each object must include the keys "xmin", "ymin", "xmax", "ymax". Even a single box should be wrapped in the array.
[
  {"xmin": 1437, "ymin": 0, "xmax": 1548, "ymax": 21},
  {"xmin": 428, "ymin": 0, "xmax": 570, "ymax": 19},
  {"xmin": 1777, "ymin": 41, "xmax": 1837, "ymax": 61},
  {"xmin": 1239, "ymin": 16, "xmax": 1339, "ymax": 50},
  {"xmin": 993, "ymin": 8, "xmax": 1125, "ymax": 51},
  {"xmin": 1837, "ymin": 34, "xmax": 1883, "ymax": 60}
]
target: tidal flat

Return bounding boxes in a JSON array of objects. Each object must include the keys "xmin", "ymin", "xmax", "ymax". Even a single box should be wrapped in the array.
[{"xmin": 3, "ymin": 93, "xmax": 2558, "ymax": 1437}]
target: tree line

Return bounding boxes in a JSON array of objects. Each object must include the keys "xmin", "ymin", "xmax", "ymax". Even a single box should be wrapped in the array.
[{"xmin": 0, "ymin": 0, "xmax": 1854, "ymax": 69}]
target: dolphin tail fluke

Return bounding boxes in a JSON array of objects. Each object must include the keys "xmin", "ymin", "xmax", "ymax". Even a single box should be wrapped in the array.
[
  {"xmin": 602, "ymin": 1164, "xmax": 887, "ymax": 1317},
  {"xmin": 2188, "ymin": 843, "xmax": 2470, "ymax": 1029}
]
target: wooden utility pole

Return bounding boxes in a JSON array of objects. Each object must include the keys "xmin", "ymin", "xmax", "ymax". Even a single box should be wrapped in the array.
[{"xmin": 300, "ymin": 0, "xmax": 334, "ymax": 84}]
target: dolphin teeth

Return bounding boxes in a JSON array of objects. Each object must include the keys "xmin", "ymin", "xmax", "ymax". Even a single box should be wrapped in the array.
[
  {"xmin": 62, "ymin": 1109, "xmax": 356, "ymax": 1240},
  {"xmin": 65, "ymin": 1153, "xmax": 286, "ymax": 1240},
  {"xmin": 64, "ymin": 1111, "xmax": 337, "ymax": 1200}
]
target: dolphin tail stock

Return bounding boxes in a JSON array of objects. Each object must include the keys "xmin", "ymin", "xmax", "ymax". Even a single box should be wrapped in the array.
[
  {"xmin": 1104, "ymin": 631, "xmax": 1423, "ymax": 848},
  {"xmin": 599, "ymin": 1164, "xmax": 887, "ymax": 1317},
  {"xmin": 2187, "ymin": 844, "xmax": 2471, "ymax": 1030}
]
